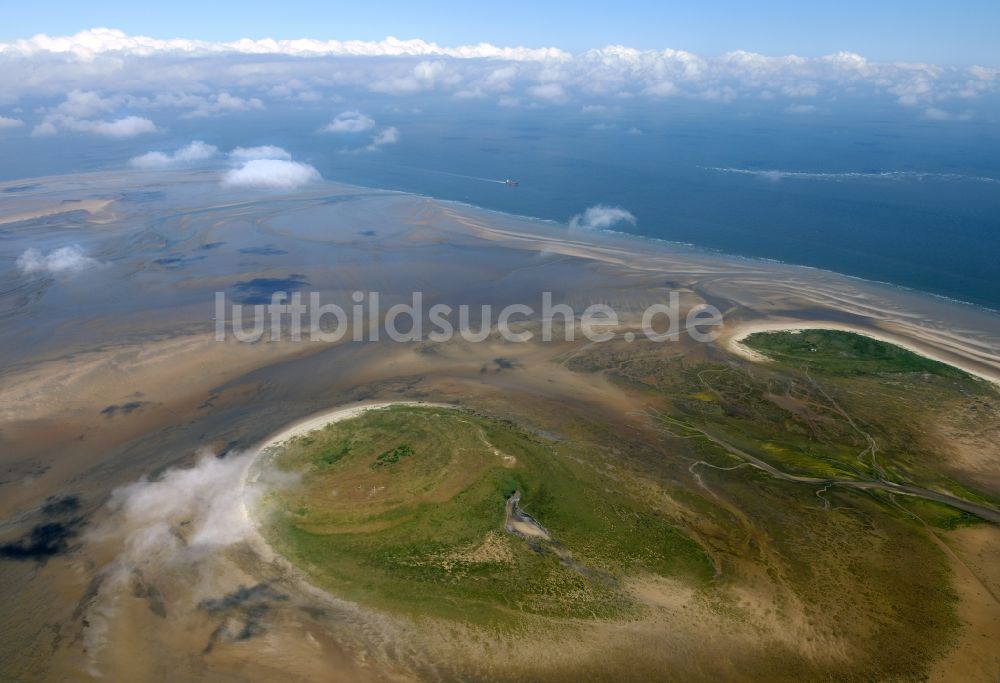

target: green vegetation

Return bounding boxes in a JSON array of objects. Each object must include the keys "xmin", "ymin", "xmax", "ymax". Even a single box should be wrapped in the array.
[
  {"xmin": 558, "ymin": 328, "xmax": 1000, "ymax": 679},
  {"xmin": 742, "ymin": 329, "xmax": 973, "ymax": 379},
  {"xmin": 249, "ymin": 329, "xmax": 1000, "ymax": 680},
  {"xmin": 260, "ymin": 405, "xmax": 713, "ymax": 625},
  {"xmin": 370, "ymin": 443, "xmax": 413, "ymax": 469},
  {"xmin": 570, "ymin": 329, "xmax": 999, "ymax": 505}
]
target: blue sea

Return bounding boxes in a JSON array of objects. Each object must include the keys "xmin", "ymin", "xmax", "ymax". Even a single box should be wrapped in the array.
[{"xmin": 4, "ymin": 97, "xmax": 1000, "ymax": 309}]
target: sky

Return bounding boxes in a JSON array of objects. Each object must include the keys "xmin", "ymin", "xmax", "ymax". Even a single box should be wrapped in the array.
[{"xmin": 2, "ymin": 0, "xmax": 1000, "ymax": 65}]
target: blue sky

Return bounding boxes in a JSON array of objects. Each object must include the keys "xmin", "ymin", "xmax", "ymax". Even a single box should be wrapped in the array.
[{"xmin": 3, "ymin": 0, "xmax": 999, "ymax": 65}]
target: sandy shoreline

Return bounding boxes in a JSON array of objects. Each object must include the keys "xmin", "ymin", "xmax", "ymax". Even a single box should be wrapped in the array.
[{"xmin": 723, "ymin": 321, "xmax": 1000, "ymax": 386}]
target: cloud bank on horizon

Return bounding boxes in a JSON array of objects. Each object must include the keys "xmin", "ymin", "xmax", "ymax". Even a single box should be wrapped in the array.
[{"xmin": 0, "ymin": 28, "xmax": 997, "ymax": 132}]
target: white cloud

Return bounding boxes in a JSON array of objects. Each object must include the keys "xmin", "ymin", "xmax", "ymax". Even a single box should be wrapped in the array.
[
  {"xmin": 17, "ymin": 245, "xmax": 102, "ymax": 275},
  {"xmin": 228, "ymin": 145, "xmax": 292, "ymax": 161},
  {"xmin": 183, "ymin": 92, "xmax": 264, "ymax": 118},
  {"xmin": 32, "ymin": 113, "xmax": 157, "ymax": 138},
  {"xmin": 0, "ymin": 115, "xmax": 23, "ymax": 128},
  {"xmin": 643, "ymin": 81, "xmax": 678, "ymax": 97},
  {"xmin": 0, "ymin": 28, "xmax": 568, "ymax": 61},
  {"xmin": 30, "ymin": 121, "xmax": 58, "ymax": 137},
  {"xmin": 785, "ymin": 103, "xmax": 818, "ymax": 114},
  {"xmin": 0, "ymin": 29, "xmax": 995, "ymax": 114},
  {"xmin": 54, "ymin": 89, "xmax": 118, "ymax": 118},
  {"xmin": 222, "ymin": 159, "xmax": 320, "ymax": 189},
  {"xmin": 321, "ymin": 110, "xmax": 375, "ymax": 133},
  {"xmin": 100, "ymin": 450, "xmax": 259, "ymax": 553},
  {"xmin": 75, "ymin": 448, "xmax": 299, "ymax": 669},
  {"xmin": 569, "ymin": 205, "xmax": 637, "ymax": 231},
  {"xmin": 923, "ymin": 107, "xmax": 972, "ymax": 121},
  {"xmin": 781, "ymin": 82, "xmax": 819, "ymax": 98},
  {"xmin": 129, "ymin": 140, "xmax": 218, "ymax": 168},
  {"xmin": 73, "ymin": 115, "xmax": 157, "ymax": 137},
  {"xmin": 528, "ymin": 82, "xmax": 566, "ymax": 103},
  {"xmin": 369, "ymin": 60, "xmax": 451, "ymax": 94},
  {"xmin": 367, "ymin": 126, "xmax": 400, "ymax": 150}
]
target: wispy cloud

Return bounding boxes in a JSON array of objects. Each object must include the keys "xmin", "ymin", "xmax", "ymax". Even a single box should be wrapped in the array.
[
  {"xmin": 129, "ymin": 140, "xmax": 218, "ymax": 168},
  {"xmin": 17, "ymin": 245, "xmax": 103, "ymax": 275},
  {"xmin": 181, "ymin": 92, "xmax": 264, "ymax": 118},
  {"xmin": 569, "ymin": 205, "xmax": 637, "ymax": 231},
  {"xmin": 32, "ymin": 114, "xmax": 157, "ymax": 138},
  {"xmin": 367, "ymin": 126, "xmax": 400, "ymax": 150},
  {"xmin": 228, "ymin": 145, "xmax": 292, "ymax": 161}
]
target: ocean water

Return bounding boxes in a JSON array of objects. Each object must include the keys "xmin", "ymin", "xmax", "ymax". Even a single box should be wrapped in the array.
[{"xmin": 4, "ymin": 97, "xmax": 999, "ymax": 308}]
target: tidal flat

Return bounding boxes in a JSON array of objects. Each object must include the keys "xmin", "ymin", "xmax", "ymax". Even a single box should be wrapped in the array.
[{"xmin": 1, "ymin": 169, "xmax": 999, "ymax": 682}]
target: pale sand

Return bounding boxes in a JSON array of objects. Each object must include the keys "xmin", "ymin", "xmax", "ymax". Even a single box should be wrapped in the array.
[
  {"xmin": 723, "ymin": 320, "xmax": 1000, "ymax": 387},
  {"xmin": 0, "ymin": 198, "xmax": 114, "ymax": 225},
  {"xmin": 928, "ymin": 525, "xmax": 1000, "ymax": 683}
]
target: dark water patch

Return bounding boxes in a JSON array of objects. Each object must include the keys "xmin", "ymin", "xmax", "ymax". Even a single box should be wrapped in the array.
[
  {"xmin": 131, "ymin": 569, "xmax": 167, "ymax": 618},
  {"xmin": 152, "ymin": 254, "xmax": 206, "ymax": 269},
  {"xmin": 198, "ymin": 583, "xmax": 288, "ymax": 653},
  {"xmin": 238, "ymin": 245, "xmax": 288, "ymax": 256},
  {"xmin": 101, "ymin": 401, "xmax": 150, "ymax": 417},
  {"xmin": 120, "ymin": 190, "xmax": 167, "ymax": 203},
  {"xmin": 230, "ymin": 274, "xmax": 308, "ymax": 304},
  {"xmin": 41, "ymin": 495, "xmax": 81, "ymax": 517},
  {"xmin": 357, "ymin": 229, "xmax": 377, "ymax": 237},
  {"xmin": 0, "ymin": 518, "xmax": 83, "ymax": 562},
  {"xmin": 481, "ymin": 357, "xmax": 521, "ymax": 374}
]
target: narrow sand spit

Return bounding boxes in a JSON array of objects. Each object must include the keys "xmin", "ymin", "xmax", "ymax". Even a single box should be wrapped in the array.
[
  {"xmin": 0, "ymin": 198, "xmax": 114, "ymax": 225},
  {"xmin": 724, "ymin": 321, "xmax": 1000, "ymax": 387}
]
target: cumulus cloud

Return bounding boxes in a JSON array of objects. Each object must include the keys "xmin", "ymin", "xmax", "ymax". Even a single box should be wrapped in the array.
[
  {"xmin": 222, "ymin": 159, "xmax": 321, "ymax": 189},
  {"xmin": 321, "ymin": 110, "xmax": 375, "ymax": 133},
  {"xmin": 129, "ymin": 140, "xmax": 218, "ymax": 168},
  {"xmin": 367, "ymin": 126, "xmax": 400, "ymax": 150},
  {"xmin": 17, "ymin": 245, "xmax": 102, "ymax": 275},
  {"xmin": 568, "ymin": 205, "xmax": 637, "ymax": 231},
  {"xmin": 30, "ymin": 90, "xmax": 158, "ymax": 138},
  {"xmin": 228, "ymin": 145, "xmax": 292, "ymax": 161},
  {"xmin": 0, "ymin": 115, "xmax": 23, "ymax": 128}
]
